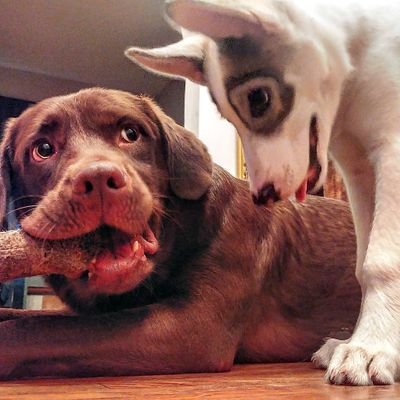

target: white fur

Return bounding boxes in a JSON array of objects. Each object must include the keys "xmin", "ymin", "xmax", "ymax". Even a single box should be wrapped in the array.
[{"xmin": 127, "ymin": 0, "xmax": 400, "ymax": 385}]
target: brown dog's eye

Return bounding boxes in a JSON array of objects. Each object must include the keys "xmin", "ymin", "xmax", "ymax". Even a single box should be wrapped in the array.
[
  {"xmin": 32, "ymin": 141, "xmax": 55, "ymax": 161},
  {"xmin": 121, "ymin": 126, "xmax": 139, "ymax": 143}
]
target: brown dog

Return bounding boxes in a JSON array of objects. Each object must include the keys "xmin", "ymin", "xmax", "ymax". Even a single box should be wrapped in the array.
[{"xmin": 0, "ymin": 88, "xmax": 360, "ymax": 379}]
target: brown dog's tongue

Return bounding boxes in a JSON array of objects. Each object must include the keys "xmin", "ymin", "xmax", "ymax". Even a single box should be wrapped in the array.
[
  {"xmin": 87, "ymin": 227, "xmax": 159, "ymax": 294},
  {"xmin": 93, "ymin": 226, "xmax": 159, "ymax": 274},
  {"xmin": 295, "ymin": 179, "xmax": 308, "ymax": 202}
]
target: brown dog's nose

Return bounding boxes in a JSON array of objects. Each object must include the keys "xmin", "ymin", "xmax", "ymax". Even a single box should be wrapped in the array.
[
  {"xmin": 252, "ymin": 183, "xmax": 281, "ymax": 205},
  {"xmin": 72, "ymin": 163, "xmax": 126, "ymax": 196}
]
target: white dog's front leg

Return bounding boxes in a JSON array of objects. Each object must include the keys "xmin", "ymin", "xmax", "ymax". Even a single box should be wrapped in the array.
[
  {"xmin": 325, "ymin": 143, "xmax": 400, "ymax": 385},
  {"xmin": 313, "ymin": 162, "xmax": 372, "ymax": 372}
]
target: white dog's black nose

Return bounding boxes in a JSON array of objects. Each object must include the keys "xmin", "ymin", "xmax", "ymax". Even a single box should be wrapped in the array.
[{"xmin": 252, "ymin": 184, "xmax": 281, "ymax": 205}]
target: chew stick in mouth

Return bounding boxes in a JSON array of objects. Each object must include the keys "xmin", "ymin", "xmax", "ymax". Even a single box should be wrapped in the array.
[{"xmin": 0, "ymin": 230, "xmax": 98, "ymax": 282}]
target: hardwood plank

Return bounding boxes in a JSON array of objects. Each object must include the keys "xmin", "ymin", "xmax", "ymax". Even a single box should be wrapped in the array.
[{"xmin": 0, "ymin": 363, "xmax": 399, "ymax": 399}]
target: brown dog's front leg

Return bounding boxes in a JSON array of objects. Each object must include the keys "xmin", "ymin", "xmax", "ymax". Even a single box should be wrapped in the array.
[
  {"xmin": 0, "ymin": 300, "xmax": 239, "ymax": 379},
  {"xmin": 0, "ymin": 308, "xmax": 73, "ymax": 322}
]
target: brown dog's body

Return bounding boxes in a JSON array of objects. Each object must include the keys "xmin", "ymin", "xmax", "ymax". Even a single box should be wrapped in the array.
[{"xmin": 0, "ymin": 88, "xmax": 359, "ymax": 379}]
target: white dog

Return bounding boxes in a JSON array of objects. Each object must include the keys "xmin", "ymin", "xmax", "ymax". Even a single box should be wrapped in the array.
[{"xmin": 126, "ymin": 0, "xmax": 400, "ymax": 385}]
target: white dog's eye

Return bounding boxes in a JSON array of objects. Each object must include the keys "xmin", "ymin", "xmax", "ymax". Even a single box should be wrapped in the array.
[
  {"xmin": 121, "ymin": 126, "xmax": 139, "ymax": 143},
  {"xmin": 247, "ymin": 88, "xmax": 271, "ymax": 118},
  {"xmin": 228, "ymin": 76, "xmax": 292, "ymax": 133}
]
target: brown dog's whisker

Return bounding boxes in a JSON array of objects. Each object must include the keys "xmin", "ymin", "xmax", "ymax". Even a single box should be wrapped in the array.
[
  {"xmin": 9, "ymin": 194, "xmax": 45, "ymax": 205},
  {"xmin": 10, "ymin": 206, "xmax": 38, "ymax": 221},
  {"xmin": 5, "ymin": 205, "xmax": 35, "ymax": 217},
  {"xmin": 35, "ymin": 222, "xmax": 55, "ymax": 251}
]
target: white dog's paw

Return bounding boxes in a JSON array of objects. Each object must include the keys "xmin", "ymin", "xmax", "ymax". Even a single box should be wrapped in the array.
[
  {"xmin": 325, "ymin": 342, "xmax": 399, "ymax": 385},
  {"xmin": 312, "ymin": 337, "xmax": 349, "ymax": 369}
]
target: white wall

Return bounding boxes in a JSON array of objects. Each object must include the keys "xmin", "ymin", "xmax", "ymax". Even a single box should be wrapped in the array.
[
  {"xmin": 185, "ymin": 82, "xmax": 237, "ymax": 177},
  {"xmin": 0, "ymin": 65, "xmax": 90, "ymax": 102},
  {"xmin": 156, "ymin": 80, "xmax": 185, "ymax": 126}
]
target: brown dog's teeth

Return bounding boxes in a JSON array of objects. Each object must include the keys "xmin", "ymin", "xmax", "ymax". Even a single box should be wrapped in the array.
[{"xmin": 132, "ymin": 241, "xmax": 139, "ymax": 253}]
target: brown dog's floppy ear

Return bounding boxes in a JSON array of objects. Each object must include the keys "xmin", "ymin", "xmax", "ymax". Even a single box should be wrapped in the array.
[
  {"xmin": 0, "ymin": 118, "xmax": 15, "ymax": 230},
  {"xmin": 160, "ymin": 115, "xmax": 213, "ymax": 200}
]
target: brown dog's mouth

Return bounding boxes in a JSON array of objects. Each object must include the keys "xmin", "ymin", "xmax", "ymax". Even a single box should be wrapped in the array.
[
  {"xmin": 89, "ymin": 225, "xmax": 158, "ymax": 270},
  {"xmin": 80, "ymin": 225, "xmax": 159, "ymax": 294},
  {"xmin": 295, "ymin": 115, "xmax": 322, "ymax": 201}
]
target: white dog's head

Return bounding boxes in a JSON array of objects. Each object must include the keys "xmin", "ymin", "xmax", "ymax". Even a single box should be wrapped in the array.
[{"xmin": 126, "ymin": 0, "xmax": 352, "ymax": 204}]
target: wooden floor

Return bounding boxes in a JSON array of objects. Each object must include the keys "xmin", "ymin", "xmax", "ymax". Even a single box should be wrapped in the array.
[{"xmin": 0, "ymin": 363, "xmax": 399, "ymax": 400}]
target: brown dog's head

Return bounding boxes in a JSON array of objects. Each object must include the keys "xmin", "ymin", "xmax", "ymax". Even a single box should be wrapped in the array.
[{"xmin": 0, "ymin": 88, "xmax": 212, "ymax": 294}]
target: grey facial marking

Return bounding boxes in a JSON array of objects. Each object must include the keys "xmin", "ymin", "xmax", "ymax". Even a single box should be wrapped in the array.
[
  {"xmin": 218, "ymin": 36, "xmax": 261, "ymax": 59},
  {"xmin": 215, "ymin": 36, "xmax": 295, "ymax": 135},
  {"xmin": 226, "ymin": 70, "xmax": 294, "ymax": 135}
]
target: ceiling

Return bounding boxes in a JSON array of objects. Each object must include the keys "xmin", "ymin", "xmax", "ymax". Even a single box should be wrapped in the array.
[{"xmin": 0, "ymin": 0, "xmax": 183, "ymax": 102}]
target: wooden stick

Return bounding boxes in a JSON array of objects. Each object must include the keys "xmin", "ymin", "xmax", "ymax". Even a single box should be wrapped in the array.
[{"xmin": 0, "ymin": 230, "xmax": 97, "ymax": 282}]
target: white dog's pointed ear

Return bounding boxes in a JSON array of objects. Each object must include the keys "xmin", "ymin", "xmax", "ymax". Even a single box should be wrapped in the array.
[
  {"xmin": 125, "ymin": 36, "xmax": 207, "ymax": 84},
  {"xmin": 165, "ymin": 0, "xmax": 285, "ymax": 39}
]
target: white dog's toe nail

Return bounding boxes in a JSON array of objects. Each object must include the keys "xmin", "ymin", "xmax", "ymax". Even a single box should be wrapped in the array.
[
  {"xmin": 325, "ymin": 343, "xmax": 400, "ymax": 385},
  {"xmin": 326, "ymin": 344, "xmax": 372, "ymax": 385},
  {"xmin": 313, "ymin": 337, "xmax": 348, "ymax": 370},
  {"xmin": 369, "ymin": 352, "xmax": 397, "ymax": 385},
  {"xmin": 311, "ymin": 355, "xmax": 326, "ymax": 369}
]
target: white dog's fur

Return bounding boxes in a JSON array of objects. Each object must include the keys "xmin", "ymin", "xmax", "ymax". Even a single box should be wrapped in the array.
[{"xmin": 126, "ymin": 0, "xmax": 400, "ymax": 385}]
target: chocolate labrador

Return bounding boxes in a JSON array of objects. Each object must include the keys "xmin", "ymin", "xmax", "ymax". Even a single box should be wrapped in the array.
[{"xmin": 0, "ymin": 88, "xmax": 360, "ymax": 379}]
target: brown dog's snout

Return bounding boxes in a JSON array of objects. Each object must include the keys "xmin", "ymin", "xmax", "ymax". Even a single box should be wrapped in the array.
[
  {"xmin": 252, "ymin": 183, "xmax": 281, "ymax": 206},
  {"xmin": 72, "ymin": 162, "xmax": 127, "ymax": 197}
]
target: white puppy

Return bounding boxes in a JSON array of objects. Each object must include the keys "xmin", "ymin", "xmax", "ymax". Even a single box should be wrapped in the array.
[{"xmin": 126, "ymin": 0, "xmax": 400, "ymax": 385}]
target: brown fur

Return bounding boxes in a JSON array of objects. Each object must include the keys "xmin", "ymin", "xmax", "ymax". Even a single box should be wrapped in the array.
[{"xmin": 0, "ymin": 88, "xmax": 360, "ymax": 379}]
